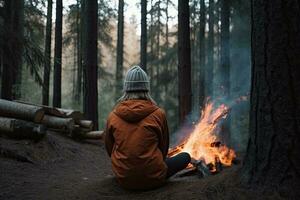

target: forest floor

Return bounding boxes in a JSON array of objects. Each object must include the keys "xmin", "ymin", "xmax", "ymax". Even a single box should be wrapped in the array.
[{"xmin": 0, "ymin": 132, "xmax": 284, "ymax": 200}]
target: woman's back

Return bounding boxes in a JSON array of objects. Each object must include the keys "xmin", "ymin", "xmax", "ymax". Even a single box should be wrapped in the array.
[{"xmin": 105, "ymin": 99, "xmax": 169, "ymax": 190}]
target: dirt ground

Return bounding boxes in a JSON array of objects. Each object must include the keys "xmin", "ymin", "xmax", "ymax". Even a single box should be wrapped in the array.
[{"xmin": 0, "ymin": 132, "xmax": 285, "ymax": 200}]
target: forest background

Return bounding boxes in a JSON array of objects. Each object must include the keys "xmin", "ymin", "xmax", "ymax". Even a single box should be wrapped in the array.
[{"xmin": 0, "ymin": 0, "xmax": 251, "ymax": 152}]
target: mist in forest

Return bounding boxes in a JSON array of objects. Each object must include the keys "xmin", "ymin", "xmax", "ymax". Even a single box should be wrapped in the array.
[{"xmin": 0, "ymin": 0, "xmax": 251, "ymax": 152}]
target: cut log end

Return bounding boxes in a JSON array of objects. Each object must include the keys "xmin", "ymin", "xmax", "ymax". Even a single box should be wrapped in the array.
[{"xmin": 33, "ymin": 109, "xmax": 45, "ymax": 123}]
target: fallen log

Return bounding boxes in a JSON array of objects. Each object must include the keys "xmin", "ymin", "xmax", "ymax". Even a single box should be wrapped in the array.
[
  {"xmin": 0, "ymin": 99, "xmax": 44, "ymax": 123},
  {"xmin": 14, "ymin": 100, "xmax": 84, "ymax": 121},
  {"xmin": 42, "ymin": 115, "xmax": 75, "ymax": 131},
  {"xmin": 77, "ymin": 120, "xmax": 93, "ymax": 129},
  {"xmin": 58, "ymin": 109, "xmax": 83, "ymax": 122},
  {"xmin": 72, "ymin": 128, "xmax": 104, "ymax": 140},
  {"xmin": 0, "ymin": 117, "xmax": 46, "ymax": 140},
  {"xmin": 84, "ymin": 131, "xmax": 104, "ymax": 140}
]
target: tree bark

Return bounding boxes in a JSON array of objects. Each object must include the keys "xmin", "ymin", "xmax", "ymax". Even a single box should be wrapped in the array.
[
  {"xmin": 83, "ymin": 0, "xmax": 98, "ymax": 130},
  {"xmin": 207, "ymin": 0, "xmax": 214, "ymax": 97},
  {"xmin": 42, "ymin": 0, "xmax": 53, "ymax": 106},
  {"xmin": 199, "ymin": 0, "xmax": 206, "ymax": 109},
  {"xmin": 140, "ymin": 0, "xmax": 147, "ymax": 71},
  {"xmin": 75, "ymin": 0, "xmax": 82, "ymax": 103},
  {"xmin": 220, "ymin": 0, "xmax": 230, "ymax": 144},
  {"xmin": 220, "ymin": 0, "xmax": 230, "ymax": 97},
  {"xmin": 1, "ymin": 0, "xmax": 13, "ymax": 100},
  {"xmin": 178, "ymin": 0, "xmax": 192, "ymax": 124},
  {"xmin": 12, "ymin": 0, "xmax": 24, "ymax": 99},
  {"xmin": 0, "ymin": 99, "xmax": 44, "ymax": 123},
  {"xmin": 116, "ymin": 0, "xmax": 124, "ymax": 99},
  {"xmin": 242, "ymin": 0, "xmax": 300, "ymax": 196},
  {"xmin": 53, "ymin": 0, "xmax": 63, "ymax": 108},
  {"xmin": 1, "ymin": 0, "xmax": 24, "ymax": 100}
]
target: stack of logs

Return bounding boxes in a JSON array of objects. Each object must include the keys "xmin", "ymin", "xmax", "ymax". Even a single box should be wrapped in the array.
[{"xmin": 0, "ymin": 99, "xmax": 103, "ymax": 140}]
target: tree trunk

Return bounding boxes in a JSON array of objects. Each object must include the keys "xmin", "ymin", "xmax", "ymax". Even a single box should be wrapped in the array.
[
  {"xmin": 75, "ymin": 0, "xmax": 82, "ymax": 103},
  {"xmin": 1, "ymin": 0, "xmax": 24, "ymax": 100},
  {"xmin": 149, "ymin": 0, "xmax": 154, "ymax": 90},
  {"xmin": 83, "ymin": 0, "xmax": 98, "ymax": 130},
  {"xmin": 220, "ymin": 0, "xmax": 230, "ymax": 97},
  {"xmin": 242, "ymin": 0, "xmax": 300, "ymax": 196},
  {"xmin": 140, "ymin": 0, "xmax": 147, "ymax": 71},
  {"xmin": 207, "ymin": 0, "xmax": 214, "ymax": 97},
  {"xmin": 53, "ymin": 0, "xmax": 63, "ymax": 108},
  {"xmin": 42, "ymin": 0, "xmax": 53, "ymax": 106},
  {"xmin": 115, "ymin": 0, "xmax": 124, "ymax": 99},
  {"xmin": 199, "ymin": 0, "xmax": 206, "ymax": 109},
  {"xmin": 12, "ymin": 0, "xmax": 24, "ymax": 99},
  {"xmin": 1, "ymin": 0, "xmax": 13, "ymax": 100},
  {"xmin": 155, "ymin": 0, "xmax": 161, "ymax": 102},
  {"xmin": 190, "ymin": 0, "xmax": 199, "ymax": 120},
  {"xmin": 178, "ymin": 0, "xmax": 192, "ymax": 124},
  {"xmin": 220, "ymin": 0, "xmax": 230, "ymax": 144}
]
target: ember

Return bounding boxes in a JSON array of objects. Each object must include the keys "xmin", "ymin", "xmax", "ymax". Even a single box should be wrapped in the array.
[{"xmin": 168, "ymin": 102, "xmax": 236, "ymax": 174}]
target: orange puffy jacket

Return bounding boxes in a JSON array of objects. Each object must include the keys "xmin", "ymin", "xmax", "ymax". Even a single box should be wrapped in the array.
[{"xmin": 105, "ymin": 100, "xmax": 169, "ymax": 190}]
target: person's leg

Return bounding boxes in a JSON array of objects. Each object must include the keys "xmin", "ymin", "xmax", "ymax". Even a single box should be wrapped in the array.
[{"xmin": 165, "ymin": 152, "xmax": 191, "ymax": 178}]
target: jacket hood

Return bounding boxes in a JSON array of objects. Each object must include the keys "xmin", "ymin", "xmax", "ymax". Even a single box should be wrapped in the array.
[{"xmin": 114, "ymin": 100, "xmax": 158, "ymax": 123}]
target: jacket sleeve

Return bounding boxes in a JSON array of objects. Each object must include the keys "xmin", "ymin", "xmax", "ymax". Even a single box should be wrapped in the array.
[
  {"xmin": 158, "ymin": 109, "xmax": 169, "ymax": 159},
  {"xmin": 104, "ymin": 117, "xmax": 114, "ymax": 157}
]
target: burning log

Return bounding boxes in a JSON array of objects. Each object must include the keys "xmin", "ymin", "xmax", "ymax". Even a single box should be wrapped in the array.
[
  {"xmin": 0, "ymin": 117, "xmax": 46, "ymax": 140},
  {"xmin": 168, "ymin": 142, "xmax": 186, "ymax": 157},
  {"xmin": 0, "ymin": 99, "xmax": 44, "ymax": 123},
  {"xmin": 210, "ymin": 141, "xmax": 221, "ymax": 147},
  {"xmin": 175, "ymin": 166, "xmax": 197, "ymax": 178},
  {"xmin": 195, "ymin": 161, "xmax": 211, "ymax": 177},
  {"xmin": 214, "ymin": 156, "xmax": 223, "ymax": 173},
  {"xmin": 42, "ymin": 115, "xmax": 75, "ymax": 131}
]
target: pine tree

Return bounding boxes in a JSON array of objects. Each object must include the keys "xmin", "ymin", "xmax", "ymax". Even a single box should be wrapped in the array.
[
  {"xmin": 242, "ymin": 0, "xmax": 300, "ymax": 196},
  {"xmin": 115, "ymin": 0, "xmax": 124, "ymax": 99},
  {"xmin": 199, "ymin": 0, "xmax": 206, "ymax": 109},
  {"xmin": 83, "ymin": 0, "xmax": 98, "ymax": 129},
  {"xmin": 53, "ymin": 0, "xmax": 63, "ymax": 107},
  {"xmin": 1, "ymin": 0, "xmax": 24, "ymax": 100},
  {"xmin": 42, "ymin": 0, "xmax": 52, "ymax": 105},
  {"xmin": 178, "ymin": 0, "xmax": 192, "ymax": 124},
  {"xmin": 207, "ymin": 0, "xmax": 214, "ymax": 97},
  {"xmin": 140, "ymin": 0, "xmax": 147, "ymax": 71}
]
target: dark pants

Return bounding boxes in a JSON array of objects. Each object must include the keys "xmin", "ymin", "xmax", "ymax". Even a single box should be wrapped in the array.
[{"xmin": 165, "ymin": 152, "xmax": 191, "ymax": 178}]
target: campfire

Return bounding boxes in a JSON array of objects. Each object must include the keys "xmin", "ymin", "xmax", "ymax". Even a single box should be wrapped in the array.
[{"xmin": 168, "ymin": 102, "xmax": 237, "ymax": 177}]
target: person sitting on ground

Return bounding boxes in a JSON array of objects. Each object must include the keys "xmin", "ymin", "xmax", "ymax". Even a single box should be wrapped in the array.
[{"xmin": 105, "ymin": 65, "xmax": 191, "ymax": 190}]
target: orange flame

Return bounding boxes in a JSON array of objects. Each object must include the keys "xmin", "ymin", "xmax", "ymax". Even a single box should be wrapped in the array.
[{"xmin": 168, "ymin": 102, "xmax": 236, "ymax": 169}]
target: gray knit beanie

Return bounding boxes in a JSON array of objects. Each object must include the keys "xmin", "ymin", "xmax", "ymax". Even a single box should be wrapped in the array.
[{"xmin": 123, "ymin": 65, "xmax": 150, "ymax": 92}]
